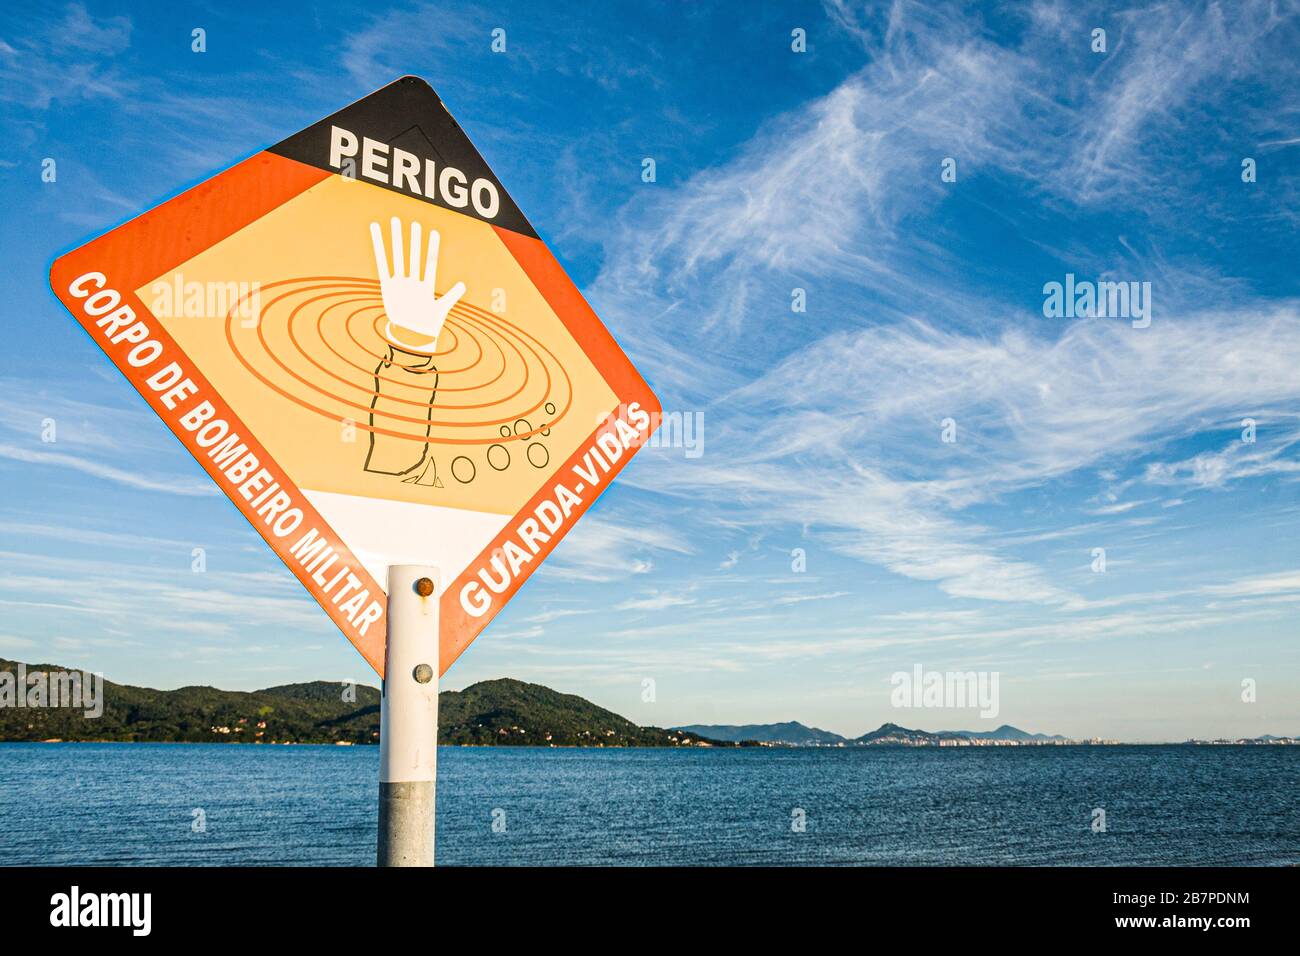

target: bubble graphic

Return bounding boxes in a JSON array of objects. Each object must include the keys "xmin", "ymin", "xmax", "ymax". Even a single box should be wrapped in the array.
[{"xmin": 451, "ymin": 456, "xmax": 477, "ymax": 484}]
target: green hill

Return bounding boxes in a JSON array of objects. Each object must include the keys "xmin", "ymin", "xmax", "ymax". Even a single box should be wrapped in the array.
[{"xmin": 0, "ymin": 660, "xmax": 733, "ymax": 747}]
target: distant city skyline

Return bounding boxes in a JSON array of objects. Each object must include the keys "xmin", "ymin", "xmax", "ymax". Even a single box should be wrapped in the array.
[{"xmin": 2, "ymin": 1, "xmax": 1299, "ymax": 742}]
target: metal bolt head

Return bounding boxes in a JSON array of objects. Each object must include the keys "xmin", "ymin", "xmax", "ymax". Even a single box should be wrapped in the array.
[
  {"xmin": 413, "ymin": 663, "xmax": 434, "ymax": 684},
  {"xmin": 415, "ymin": 577, "xmax": 434, "ymax": 597}
]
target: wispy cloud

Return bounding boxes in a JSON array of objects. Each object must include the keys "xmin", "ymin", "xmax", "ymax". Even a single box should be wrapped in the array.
[
  {"xmin": 0, "ymin": 548, "xmax": 326, "ymax": 641},
  {"xmin": 339, "ymin": 3, "xmax": 478, "ymax": 87},
  {"xmin": 1144, "ymin": 425, "xmax": 1300, "ymax": 489},
  {"xmin": 524, "ymin": 606, "xmax": 596, "ymax": 625},
  {"xmin": 541, "ymin": 517, "xmax": 693, "ymax": 582},
  {"xmin": 1202, "ymin": 569, "xmax": 1300, "ymax": 599},
  {"xmin": 0, "ymin": 380, "xmax": 222, "ymax": 497},
  {"xmin": 0, "ymin": 443, "xmax": 216, "ymax": 497},
  {"xmin": 623, "ymin": 296, "xmax": 1300, "ymax": 607},
  {"xmin": 616, "ymin": 590, "xmax": 696, "ymax": 612},
  {"xmin": 589, "ymin": 25, "xmax": 1032, "ymax": 397},
  {"xmin": 773, "ymin": 591, "xmax": 850, "ymax": 606},
  {"xmin": 582, "ymin": 0, "xmax": 1300, "ymax": 613},
  {"xmin": 0, "ymin": 3, "xmax": 133, "ymax": 110},
  {"xmin": 1053, "ymin": 1, "xmax": 1288, "ymax": 205}
]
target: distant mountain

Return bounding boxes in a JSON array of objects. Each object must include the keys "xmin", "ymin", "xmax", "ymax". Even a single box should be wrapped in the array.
[
  {"xmin": 852, "ymin": 722, "xmax": 952, "ymax": 745},
  {"xmin": 674, "ymin": 720, "xmax": 1068, "ymax": 746},
  {"xmin": 850, "ymin": 723, "xmax": 1068, "ymax": 745},
  {"xmin": 0, "ymin": 660, "xmax": 733, "ymax": 748},
  {"xmin": 674, "ymin": 721, "xmax": 848, "ymax": 746},
  {"xmin": 941, "ymin": 724, "xmax": 1066, "ymax": 742}
]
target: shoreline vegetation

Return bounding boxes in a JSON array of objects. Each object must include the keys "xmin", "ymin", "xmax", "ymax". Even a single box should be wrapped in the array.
[{"xmin": 1, "ymin": 660, "xmax": 1294, "ymax": 747}]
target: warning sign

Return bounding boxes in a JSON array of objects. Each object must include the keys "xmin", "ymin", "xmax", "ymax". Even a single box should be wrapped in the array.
[{"xmin": 49, "ymin": 77, "xmax": 660, "ymax": 677}]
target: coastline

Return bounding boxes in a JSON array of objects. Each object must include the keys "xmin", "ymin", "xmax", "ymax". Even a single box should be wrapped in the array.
[{"xmin": 4, "ymin": 738, "xmax": 1296, "ymax": 748}]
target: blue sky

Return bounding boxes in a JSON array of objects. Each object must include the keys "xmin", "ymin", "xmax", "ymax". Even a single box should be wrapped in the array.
[{"xmin": 2, "ymin": 1, "xmax": 1299, "ymax": 741}]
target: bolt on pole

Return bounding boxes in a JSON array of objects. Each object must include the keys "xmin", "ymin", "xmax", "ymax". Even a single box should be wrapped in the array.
[{"xmin": 377, "ymin": 565, "xmax": 440, "ymax": 867}]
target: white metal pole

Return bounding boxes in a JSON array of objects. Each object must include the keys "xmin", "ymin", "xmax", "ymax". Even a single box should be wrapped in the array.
[{"xmin": 377, "ymin": 564, "xmax": 440, "ymax": 867}]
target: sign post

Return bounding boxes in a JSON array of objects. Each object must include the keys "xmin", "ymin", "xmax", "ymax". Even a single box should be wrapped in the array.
[{"xmin": 377, "ymin": 566, "xmax": 440, "ymax": 866}]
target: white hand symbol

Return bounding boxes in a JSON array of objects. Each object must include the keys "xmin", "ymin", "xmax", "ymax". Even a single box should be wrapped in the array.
[{"xmin": 369, "ymin": 216, "xmax": 466, "ymax": 353}]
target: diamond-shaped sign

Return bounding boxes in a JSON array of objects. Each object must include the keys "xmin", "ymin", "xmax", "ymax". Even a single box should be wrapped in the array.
[{"xmin": 50, "ymin": 77, "xmax": 660, "ymax": 677}]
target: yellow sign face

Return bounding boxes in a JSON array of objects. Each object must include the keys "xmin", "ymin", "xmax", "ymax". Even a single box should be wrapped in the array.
[{"xmin": 146, "ymin": 177, "xmax": 619, "ymax": 518}]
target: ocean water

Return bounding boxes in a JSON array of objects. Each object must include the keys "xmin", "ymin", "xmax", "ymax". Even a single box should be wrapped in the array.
[{"xmin": 0, "ymin": 743, "xmax": 1296, "ymax": 866}]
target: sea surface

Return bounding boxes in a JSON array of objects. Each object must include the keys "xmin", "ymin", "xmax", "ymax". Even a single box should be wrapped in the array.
[{"xmin": 1, "ymin": 743, "xmax": 1296, "ymax": 866}]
